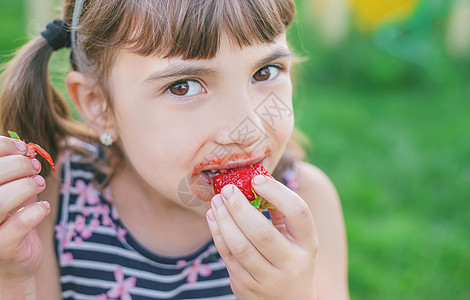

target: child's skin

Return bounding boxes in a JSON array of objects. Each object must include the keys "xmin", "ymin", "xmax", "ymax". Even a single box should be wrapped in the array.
[{"xmin": 0, "ymin": 32, "xmax": 348, "ymax": 298}]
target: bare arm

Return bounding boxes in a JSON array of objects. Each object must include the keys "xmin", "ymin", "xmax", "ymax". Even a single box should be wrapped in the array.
[{"xmin": 296, "ymin": 161, "xmax": 349, "ymax": 299}]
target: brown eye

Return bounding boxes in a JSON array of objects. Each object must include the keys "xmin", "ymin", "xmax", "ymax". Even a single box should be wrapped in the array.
[
  {"xmin": 253, "ymin": 67, "xmax": 271, "ymax": 81},
  {"xmin": 252, "ymin": 66, "xmax": 280, "ymax": 82},
  {"xmin": 168, "ymin": 80, "xmax": 204, "ymax": 96},
  {"xmin": 169, "ymin": 82, "xmax": 189, "ymax": 96}
]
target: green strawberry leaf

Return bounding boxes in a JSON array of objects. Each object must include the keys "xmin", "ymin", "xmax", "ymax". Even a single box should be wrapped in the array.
[
  {"xmin": 250, "ymin": 187, "xmax": 261, "ymax": 208},
  {"xmin": 251, "ymin": 187, "xmax": 276, "ymax": 210},
  {"xmin": 8, "ymin": 131, "xmax": 21, "ymax": 140}
]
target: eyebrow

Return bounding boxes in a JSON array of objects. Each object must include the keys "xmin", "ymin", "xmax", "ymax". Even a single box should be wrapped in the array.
[
  {"xmin": 142, "ymin": 65, "xmax": 218, "ymax": 84},
  {"xmin": 142, "ymin": 47, "xmax": 293, "ymax": 84},
  {"xmin": 253, "ymin": 47, "xmax": 293, "ymax": 70}
]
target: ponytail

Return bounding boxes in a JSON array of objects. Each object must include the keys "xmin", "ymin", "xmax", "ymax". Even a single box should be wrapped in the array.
[{"xmin": 0, "ymin": 36, "xmax": 87, "ymax": 176}]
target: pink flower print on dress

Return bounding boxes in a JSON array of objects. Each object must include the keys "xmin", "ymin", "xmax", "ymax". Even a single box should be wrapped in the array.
[
  {"xmin": 178, "ymin": 258, "xmax": 212, "ymax": 284},
  {"xmin": 60, "ymin": 252, "xmax": 73, "ymax": 266},
  {"xmin": 102, "ymin": 186, "xmax": 113, "ymax": 202},
  {"xmin": 83, "ymin": 207, "xmax": 91, "ymax": 216},
  {"xmin": 90, "ymin": 218, "xmax": 100, "ymax": 229},
  {"xmin": 73, "ymin": 215, "xmax": 92, "ymax": 243},
  {"xmin": 102, "ymin": 215, "xmax": 112, "ymax": 226},
  {"xmin": 102, "ymin": 204, "xmax": 110, "ymax": 215},
  {"xmin": 176, "ymin": 260, "xmax": 187, "ymax": 269},
  {"xmin": 283, "ymin": 167, "xmax": 298, "ymax": 191},
  {"xmin": 95, "ymin": 294, "xmax": 108, "ymax": 300},
  {"xmin": 75, "ymin": 180, "xmax": 100, "ymax": 207},
  {"xmin": 55, "ymin": 222, "xmax": 65, "ymax": 240},
  {"xmin": 81, "ymin": 228, "xmax": 92, "ymax": 239},
  {"xmin": 60, "ymin": 182, "xmax": 71, "ymax": 194},
  {"xmin": 117, "ymin": 227, "xmax": 127, "ymax": 244},
  {"xmin": 94, "ymin": 204, "xmax": 113, "ymax": 226},
  {"xmin": 74, "ymin": 215, "xmax": 86, "ymax": 232},
  {"xmin": 106, "ymin": 267, "xmax": 136, "ymax": 300},
  {"xmin": 63, "ymin": 225, "xmax": 76, "ymax": 248},
  {"xmin": 111, "ymin": 206, "xmax": 119, "ymax": 220}
]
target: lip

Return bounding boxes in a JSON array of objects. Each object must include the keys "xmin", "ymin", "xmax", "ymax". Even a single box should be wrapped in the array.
[
  {"xmin": 193, "ymin": 146, "xmax": 271, "ymax": 183},
  {"xmin": 202, "ymin": 155, "xmax": 266, "ymax": 172},
  {"xmin": 199, "ymin": 157, "xmax": 266, "ymax": 185}
]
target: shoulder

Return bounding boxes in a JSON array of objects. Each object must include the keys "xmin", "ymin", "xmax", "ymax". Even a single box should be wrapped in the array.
[
  {"xmin": 293, "ymin": 160, "xmax": 346, "ymax": 253},
  {"xmin": 294, "ymin": 161, "xmax": 350, "ymax": 299},
  {"xmin": 294, "ymin": 160, "xmax": 339, "ymax": 206}
]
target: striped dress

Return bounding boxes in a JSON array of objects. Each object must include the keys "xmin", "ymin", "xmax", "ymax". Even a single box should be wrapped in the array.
[{"xmin": 54, "ymin": 143, "xmax": 298, "ymax": 300}]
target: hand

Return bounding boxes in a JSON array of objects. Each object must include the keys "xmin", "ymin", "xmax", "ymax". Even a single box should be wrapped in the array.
[
  {"xmin": 0, "ymin": 136, "xmax": 50, "ymax": 284},
  {"xmin": 206, "ymin": 174, "xmax": 319, "ymax": 300}
]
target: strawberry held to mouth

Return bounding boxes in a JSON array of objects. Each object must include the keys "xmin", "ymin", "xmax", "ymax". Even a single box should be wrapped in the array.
[{"xmin": 212, "ymin": 163, "xmax": 274, "ymax": 210}]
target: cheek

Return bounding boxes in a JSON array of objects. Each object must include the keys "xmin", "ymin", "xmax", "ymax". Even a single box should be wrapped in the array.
[
  {"xmin": 113, "ymin": 99, "xmax": 212, "ymax": 203},
  {"xmin": 119, "ymin": 116, "xmax": 196, "ymax": 173},
  {"xmin": 263, "ymin": 79, "xmax": 294, "ymax": 142}
]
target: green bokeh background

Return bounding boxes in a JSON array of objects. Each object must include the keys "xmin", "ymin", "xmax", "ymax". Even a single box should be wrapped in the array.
[{"xmin": 1, "ymin": 0, "xmax": 469, "ymax": 299}]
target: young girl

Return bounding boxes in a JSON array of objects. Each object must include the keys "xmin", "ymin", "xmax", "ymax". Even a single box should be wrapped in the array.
[{"xmin": 0, "ymin": 0, "xmax": 348, "ymax": 299}]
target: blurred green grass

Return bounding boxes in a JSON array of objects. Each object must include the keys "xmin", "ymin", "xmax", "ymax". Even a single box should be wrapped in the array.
[
  {"xmin": 290, "ymin": 1, "xmax": 470, "ymax": 298},
  {"xmin": 1, "ymin": 0, "xmax": 469, "ymax": 299}
]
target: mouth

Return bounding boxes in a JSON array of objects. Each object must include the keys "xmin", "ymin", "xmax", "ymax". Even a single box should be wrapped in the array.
[
  {"xmin": 201, "ymin": 159, "xmax": 264, "ymax": 179},
  {"xmin": 194, "ymin": 147, "xmax": 271, "ymax": 185}
]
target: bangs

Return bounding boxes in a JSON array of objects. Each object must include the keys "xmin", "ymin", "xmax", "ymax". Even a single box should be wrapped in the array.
[{"xmin": 80, "ymin": 0, "xmax": 295, "ymax": 60}]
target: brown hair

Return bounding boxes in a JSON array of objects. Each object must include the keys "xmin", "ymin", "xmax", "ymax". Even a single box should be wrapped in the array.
[{"xmin": 1, "ymin": 0, "xmax": 300, "ymax": 179}]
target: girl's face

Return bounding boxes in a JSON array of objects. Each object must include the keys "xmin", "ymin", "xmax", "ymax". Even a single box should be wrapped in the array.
[{"xmin": 109, "ymin": 33, "xmax": 294, "ymax": 215}]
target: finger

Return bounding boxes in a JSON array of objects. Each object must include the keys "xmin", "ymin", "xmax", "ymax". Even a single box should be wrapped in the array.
[
  {"xmin": 0, "ymin": 155, "xmax": 42, "ymax": 184},
  {"xmin": 210, "ymin": 194, "xmax": 276, "ymax": 279},
  {"xmin": 0, "ymin": 176, "xmax": 46, "ymax": 221},
  {"xmin": 206, "ymin": 208, "xmax": 253, "ymax": 280},
  {"xmin": 219, "ymin": 184, "xmax": 293, "ymax": 266},
  {"xmin": 0, "ymin": 201, "xmax": 50, "ymax": 254},
  {"xmin": 0, "ymin": 195, "xmax": 37, "ymax": 225},
  {"xmin": 206, "ymin": 207, "xmax": 263, "ymax": 292},
  {"xmin": 252, "ymin": 175, "xmax": 317, "ymax": 250},
  {"xmin": 0, "ymin": 136, "xmax": 27, "ymax": 157},
  {"xmin": 268, "ymin": 208, "xmax": 291, "ymax": 238}
]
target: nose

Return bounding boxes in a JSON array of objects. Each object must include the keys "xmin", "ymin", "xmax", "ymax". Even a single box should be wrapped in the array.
[{"xmin": 213, "ymin": 90, "xmax": 266, "ymax": 151}]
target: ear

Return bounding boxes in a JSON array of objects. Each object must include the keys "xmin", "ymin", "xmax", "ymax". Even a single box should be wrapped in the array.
[{"xmin": 66, "ymin": 71, "xmax": 117, "ymax": 141}]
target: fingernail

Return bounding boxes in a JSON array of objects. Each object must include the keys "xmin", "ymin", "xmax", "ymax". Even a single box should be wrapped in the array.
[
  {"xmin": 207, "ymin": 208, "xmax": 215, "ymax": 221},
  {"xmin": 32, "ymin": 175, "xmax": 45, "ymax": 187},
  {"xmin": 212, "ymin": 194, "xmax": 223, "ymax": 208},
  {"xmin": 31, "ymin": 159, "xmax": 41, "ymax": 171},
  {"xmin": 15, "ymin": 141, "xmax": 27, "ymax": 153},
  {"xmin": 221, "ymin": 185, "xmax": 234, "ymax": 199},
  {"xmin": 40, "ymin": 201, "xmax": 50, "ymax": 210},
  {"xmin": 253, "ymin": 175, "xmax": 266, "ymax": 185}
]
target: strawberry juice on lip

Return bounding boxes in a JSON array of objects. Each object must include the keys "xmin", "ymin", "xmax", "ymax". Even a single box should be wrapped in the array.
[
  {"xmin": 192, "ymin": 146, "xmax": 271, "ymax": 176},
  {"xmin": 188, "ymin": 146, "xmax": 271, "ymax": 203}
]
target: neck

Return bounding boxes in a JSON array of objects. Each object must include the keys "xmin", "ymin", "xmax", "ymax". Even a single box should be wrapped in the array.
[{"xmin": 109, "ymin": 160, "xmax": 212, "ymax": 257}]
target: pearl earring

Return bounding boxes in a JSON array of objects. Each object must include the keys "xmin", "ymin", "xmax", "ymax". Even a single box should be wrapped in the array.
[{"xmin": 100, "ymin": 132, "xmax": 113, "ymax": 146}]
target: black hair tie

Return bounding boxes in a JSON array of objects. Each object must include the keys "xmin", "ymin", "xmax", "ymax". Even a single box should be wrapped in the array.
[{"xmin": 41, "ymin": 19, "xmax": 71, "ymax": 51}]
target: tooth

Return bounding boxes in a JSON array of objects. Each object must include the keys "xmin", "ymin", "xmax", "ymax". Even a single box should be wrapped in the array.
[{"xmin": 203, "ymin": 170, "xmax": 221, "ymax": 178}]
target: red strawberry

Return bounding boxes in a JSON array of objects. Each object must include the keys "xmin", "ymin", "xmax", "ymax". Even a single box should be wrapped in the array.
[
  {"xmin": 7, "ymin": 130, "xmax": 55, "ymax": 172},
  {"xmin": 212, "ymin": 163, "xmax": 274, "ymax": 209}
]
